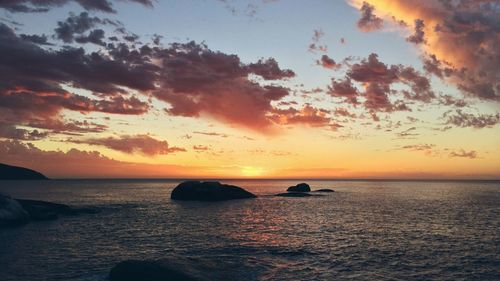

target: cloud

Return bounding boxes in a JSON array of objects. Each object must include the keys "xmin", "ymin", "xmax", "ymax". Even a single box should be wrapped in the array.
[
  {"xmin": 193, "ymin": 131, "xmax": 229, "ymax": 138},
  {"xmin": 193, "ymin": 145, "xmax": 210, "ymax": 151},
  {"xmin": 0, "ymin": 140, "xmax": 201, "ymax": 178},
  {"xmin": 308, "ymin": 29, "xmax": 328, "ymax": 53},
  {"xmin": 357, "ymin": 1, "xmax": 384, "ymax": 32},
  {"xmin": 443, "ymin": 110, "xmax": 500, "ymax": 129},
  {"xmin": 68, "ymin": 134, "xmax": 185, "ymax": 155},
  {"xmin": 155, "ymin": 41, "xmax": 295, "ymax": 132},
  {"xmin": 328, "ymin": 53, "xmax": 433, "ymax": 115},
  {"xmin": 396, "ymin": 127, "xmax": 419, "ymax": 138},
  {"xmin": 0, "ymin": 0, "xmax": 153, "ymax": 13},
  {"xmin": 333, "ymin": 108, "xmax": 357, "ymax": 118},
  {"xmin": 269, "ymin": 104, "xmax": 331, "ymax": 127},
  {"xmin": 400, "ymin": 143, "xmax": 439, "ymax": 156},
  {"xmin": 349, "ymin": 0, "xmax": 500, "ymax": 101},
  {"xmin": 316, "ymin": 55, "xmax": 340, "ymax": 69},
  {"xmin": 406, "ymin": 19, "xmax": 425, "ymax": 44},
  {"xmin": 449, "ymin": 149, "xmax": 478, "ymax": 159}
]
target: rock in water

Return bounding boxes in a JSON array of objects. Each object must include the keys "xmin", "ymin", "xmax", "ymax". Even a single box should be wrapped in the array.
[
  {"xmin": 0, "ymin": 193, "xmax": 30, "ymax": 226},
  {"xmin": 110, "ymin": 260, "xmax": 200, "ymax": 281},
  {"xmin": 286, "ymin": 183, "xmax": 311, "ymax": 192},
  {"xmin": 275, "ymin": 192, "xmax": 313, "ymax": 197},
  {"xmin": 171, "ymin": 181, "xmax": 256, "ymax": 201},
  {"xmin": 314, "ymin": 189, "xmax": 335, "ymax": 193},
  {"xmin": 0, "ymin": 163, "xmax": 48, "ymax": 180}
]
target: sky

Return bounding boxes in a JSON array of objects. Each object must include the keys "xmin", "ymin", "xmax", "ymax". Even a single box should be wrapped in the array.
[{"xmin": 0, "ymin": 0, "xmax": 499, "ymax": 179}]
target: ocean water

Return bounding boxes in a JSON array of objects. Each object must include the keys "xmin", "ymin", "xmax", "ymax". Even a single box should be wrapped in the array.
[{"xmin": 0, "ymin": 179, "xmax": 499, "ymax": 281}]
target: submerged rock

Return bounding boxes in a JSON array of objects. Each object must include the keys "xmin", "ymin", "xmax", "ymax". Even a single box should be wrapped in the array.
[
  {"xmin": 275, "ymin": 192, "xmax": 313, "ymax": 197},
  {"xmin": 0, "ymin": 194, "xmax": 99, "ymax": 227},
  {"xmin": 314, "ymin": 189, "xmax": 335, "ymax": 193},
  {"xmin": 171, "ymin": 181, "xmax": 256, "ymax": 201},
  {"xmin": 0, "ymin": 194, "xmax": 30, "ymax": 226},
  {"xmin": 286, "ymin": 183, "xmax": 311, "ymax": 192},
  {"xmin": 110, "ymin": 260, "xmax": 200, "ymax": 281}
]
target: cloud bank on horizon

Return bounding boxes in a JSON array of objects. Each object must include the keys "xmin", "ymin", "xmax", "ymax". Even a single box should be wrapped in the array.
[{"xmin": 0, "ymin": 0, "xmax": 498, "ymax": 178}]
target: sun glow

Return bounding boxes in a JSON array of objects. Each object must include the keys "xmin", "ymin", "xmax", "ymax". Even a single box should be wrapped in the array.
[{"xmin": 241, "ymin": 166, "xmax": 264, "ymax": 177}]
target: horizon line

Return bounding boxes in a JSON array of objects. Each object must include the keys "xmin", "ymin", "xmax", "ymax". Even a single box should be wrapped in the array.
[{"xmin": 40, "ymin": 177, "xmax": 500, "ymax": 182}]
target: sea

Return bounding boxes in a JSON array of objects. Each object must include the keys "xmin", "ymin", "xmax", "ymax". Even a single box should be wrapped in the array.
[{"xmin": 0, "ymin": 179, "xmax": 499, "ymax": 281}]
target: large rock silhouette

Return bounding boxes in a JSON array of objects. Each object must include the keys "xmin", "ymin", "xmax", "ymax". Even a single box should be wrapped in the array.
[
  {"xmin": 286, "ymin": 183, "xmax": 311, "ymax": 192},
  {"xmin": 171, "ymin": 181, "xmax": 256, "ymax": 201},
  {"xmin": 0, "ymin": 163, "xmax": 48, "ymax": 180}
]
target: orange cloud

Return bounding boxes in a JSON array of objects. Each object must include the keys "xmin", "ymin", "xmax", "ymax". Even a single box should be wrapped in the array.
[{"xmin": 349, "ymin": 0, "xmax": 500, "ymax": 101}]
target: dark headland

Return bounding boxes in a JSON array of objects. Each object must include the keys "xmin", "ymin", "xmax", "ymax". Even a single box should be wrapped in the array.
[{"xmin": 0, "ymin": 163, "xmax": 48, "ymax": 180}]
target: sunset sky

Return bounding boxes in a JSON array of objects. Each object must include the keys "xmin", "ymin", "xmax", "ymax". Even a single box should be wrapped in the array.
[{"xmin": 0, "ymin": 0, "xmax": 499, "ymax": 179}]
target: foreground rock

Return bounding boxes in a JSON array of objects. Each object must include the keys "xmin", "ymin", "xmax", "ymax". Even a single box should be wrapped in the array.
[
  {"xmin": 275, "ymin": 192, "xmax": 313, "ymax": 197},
  {"xmin": 314, "ymin": 189, "xmax": 335, "ymax": 193},
  {"xmin": 110, "ymin": 257, "xmax": 255, "ymax": 281},
  {"xmin": 0, "ymin": 163, "xmax": 48, "ymax": 180},
  {"xmin": 0, "ymin": 193, "xmax": 99, "ymax": 227},
  {"xmin": 286, "ymin": 183, "xmax": 311, "ymax": 192},
  {"xmin": 0, "ymin": 194, "xmax": 30, "ymax": 226},
  {"xmin": 110, "ymin": 260, "xmax": 201, "ymax": 281},
  {"xmin": 171, "ymin": 181, "xmax": 256, "ymax": 201}
]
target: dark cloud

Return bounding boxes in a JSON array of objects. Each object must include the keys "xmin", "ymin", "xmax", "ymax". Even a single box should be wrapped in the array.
[
  {"xmin": 0, "ymin": 22, "xmax": 154, "ymax": 133},
  {"xmin": 68, "ymin": 134, "xmax": 185, "ymax": 155},
  {"xmin": 357, "ymin": 1, "xmax": 384, "ymax": 32},
  {"xmin": 328, "ymin": 78, "xmax": 360, "ymax": 105},
  {"xmin": 0, "ymin": 0, "xmax": 153, "ymax": 13},
  {"xmin": 247, "ymin": 58, "xmax": 295, "ymax": 80},
  {"xmin": 0, "ymin": 122, "xmax": 49, "ymax": 140},
  {"xmin": 439, "ymin": 95, "xmax": 467, "ymax": 108},
  {"xmin": 54, "ymin": 12, "xmax": 103, "ymax": 43},
  {"xmin": 443, "ymin": 110, "xmax": 500, "ymax": 129},
  {"xmin": 74, "ymin": 29, "xmax": 106, "ymax": 45},
  {"xmin": 27, "ymin": 119, "xmax": 108, "ymax": 134},
  {"xmin": 20, "ymin": 34, "xmax": 51, "ymax": 45},
  {"xmin": 407, "ymin": 19, "xmax": 425, "ymax": 44}
]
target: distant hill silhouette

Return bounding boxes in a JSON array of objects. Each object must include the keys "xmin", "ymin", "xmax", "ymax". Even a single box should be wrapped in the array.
[{"xmin": 0, "ymin": 163, "xmax": 48, "ymax": 180}]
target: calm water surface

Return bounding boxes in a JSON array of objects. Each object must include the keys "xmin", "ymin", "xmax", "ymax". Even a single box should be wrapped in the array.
[{"xmin": 0, "ymin": 179, "xmax": 499, "ymax": 280}]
